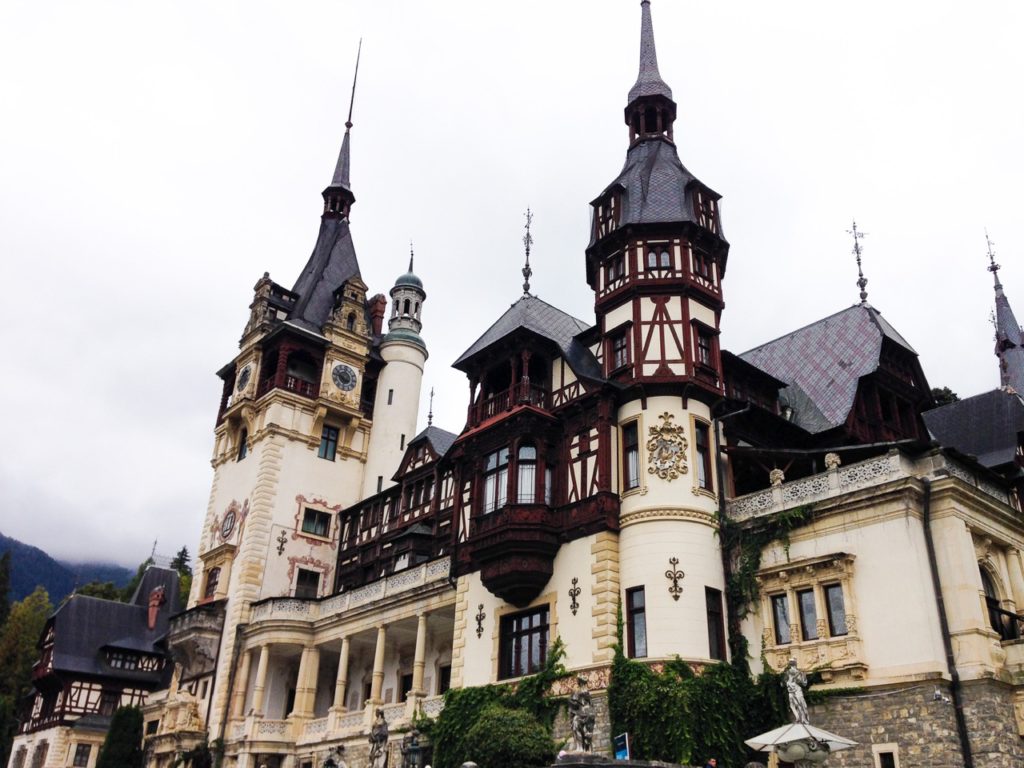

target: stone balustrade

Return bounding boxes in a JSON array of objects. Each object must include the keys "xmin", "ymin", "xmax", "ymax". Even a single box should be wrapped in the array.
[
  {"xmin": 249, "ymin": 557, "xmax": 451, "ymax": 624},
  {"xmin": 726, "ymin": 450, "xmax": 1012, "ymax": 522}
]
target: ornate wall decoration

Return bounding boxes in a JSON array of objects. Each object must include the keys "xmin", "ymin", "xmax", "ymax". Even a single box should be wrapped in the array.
[
  {"xmin": 646, "ymin": 412, "xmax": 688, "ymax": 480},
  {"xmin": 475, "ymin": 604, "xmax": 486, "ymax": 638},
  {"xmin": 568, "ymin": 577, "xmax": 582, "ymax": 616},
  {"xmin": 665, "ymin": 557, "xmax": 685, "ymax": 600},
  {"xmin": 276, "ymin": 530, "xmax": 288, "ymax": 555}
]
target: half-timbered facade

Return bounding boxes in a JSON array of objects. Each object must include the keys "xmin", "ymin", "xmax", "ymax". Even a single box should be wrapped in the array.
[{"xmin": 8, "ymin": 568, "xmax": 179, "ymax": 768}]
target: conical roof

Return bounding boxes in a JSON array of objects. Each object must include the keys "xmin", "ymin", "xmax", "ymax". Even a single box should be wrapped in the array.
[{"xmin": 627, "ymin": 1, "xmax": 673, "ymax": 104}]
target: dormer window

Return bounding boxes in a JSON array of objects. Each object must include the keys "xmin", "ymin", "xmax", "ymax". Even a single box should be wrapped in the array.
[
  {"xmin": 595, "ymin": 193, "xmax": 620, "ymax": 239},
  {"xmin": 695, "ymin": 188, "xmax": 720, "ymax": 234}
]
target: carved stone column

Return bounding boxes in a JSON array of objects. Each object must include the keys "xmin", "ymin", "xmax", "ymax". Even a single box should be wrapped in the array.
[
  {"xmin": 410, "ymin": 613, "xmax": 429, "ymax": 712},
  {"xmin": 369, "ymin": 625, "xmax": 387, "ymax": 704},
  {"xmin": 251, "ymin": 645, "xmax": 270, "ymax": 716},
  {"xmin": 292, "ymin": 645, "xmax": 320, "ymax": 718},
  {"xmin": 332, "ymin": 636, "xmax": 350, "ymax": 711},
  {"xmin": 230, "ymin": 649, "xmax": 253, "ymax": 719}
]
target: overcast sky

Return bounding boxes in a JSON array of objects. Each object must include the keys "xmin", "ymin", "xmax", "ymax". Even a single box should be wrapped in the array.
[{"xmin": 1, "ymin": 1, "xmax": 1022, "ymax": 568}]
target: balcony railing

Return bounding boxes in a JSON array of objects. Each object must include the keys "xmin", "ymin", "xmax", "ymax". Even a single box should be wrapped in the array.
[
  {"xmin": 256, "ymin": 374, "xmax": 319, "ymax": 400},
  {"xmin": 471, "ymin": 382, "xmax": 549, "ymax": 426},
  {"xmin": 987, "ymin": 599, "xmax": 1024, "ymax": 642}
]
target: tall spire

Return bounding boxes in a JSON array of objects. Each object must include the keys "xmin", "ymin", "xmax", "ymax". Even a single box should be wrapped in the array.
[
  {"xmin": 628, "ymin": 1, "xmax": 673, "ymax": 104},
  {"xmin": 848, "ymin": 220, "xmax": 868, "ymax": 304},
  {"xmin": 522, "ymin": 208, "xmax": 534, "ymax": 295},
  {"xmin": 987, "ymin": 232, "xmax": 1024, "ymax": 393},
  {"xmin": 427, "ymin": 386, "xmax": 435, "ymax": 427},
  {"xmin": 409, "ymin": 240, "xmax": 415, "ymax": 274},
  {"xmin": 330, "ymin": 39, "xmax": 362, "ymax": 190}
]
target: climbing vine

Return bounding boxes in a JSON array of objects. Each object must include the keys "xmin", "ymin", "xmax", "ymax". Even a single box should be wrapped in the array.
[{"xmin": 419, "ymin": 638, "xmax": 566, "ymax": 768}]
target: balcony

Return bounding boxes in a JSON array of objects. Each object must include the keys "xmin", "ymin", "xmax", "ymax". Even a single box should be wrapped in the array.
[
  {"xmin": 469, "ymin": 382, "xmax": 549, "ymax": 427},
  {"xmin": 257, "ymin": 374, "xmax": 320, "ymax": 400},
  {"xmin": 168, "ymin": 600, "xmax": 226, "ymax": 682}
]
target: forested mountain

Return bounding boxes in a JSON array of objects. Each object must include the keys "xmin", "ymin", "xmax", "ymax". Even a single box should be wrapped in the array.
[{"xmin": 0, "ymin": 533, "xmax": 133, "ymax": 603}]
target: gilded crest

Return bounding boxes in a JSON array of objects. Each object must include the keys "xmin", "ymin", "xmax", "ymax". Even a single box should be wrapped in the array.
[{"xmin": 646, "ymin": 412, "xmax": 688, "ymax": 480}]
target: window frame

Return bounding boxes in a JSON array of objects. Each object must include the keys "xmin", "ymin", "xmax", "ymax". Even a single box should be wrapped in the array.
[
  {"xmin": 481, "ymin": 447, "xmax": 510, "ymax": 514},
  {"xmin": 622, "ymin": 420, "xmax": 640, "ymax": 491},
  {"xmin": 771, "ymin": 593, "xmax": 792, "ymax": 645},
  {"xmin": 236, "ymin": 428, "xmax": 248, "ymax": 461},
  {"xmin": 705, "ymin": 586, "xmax": 726, "ymax": 661},
  {"xmin": 301, "ymin": 508, "xmax": 332, "ymax": 539},
  {"xmin": 294, "ymin": 568, "xmax": 321, "ymax": 599},
  {"xmin": 626, "ymin": 586, "xmax": 648, "ymax": 658},
  {"xmin": 693, "ymin": 420, "xmax": 713, "ymax": 491},
  {"xmin": 72, "ymin": 745, "xmax": 91, "ymax": 768},
  {"xmin": 824, "ymin": 583, "xmax": 848, "ymax": 637},
  {"xmin": 645, "ymin": 241, "xmax": 672, "ymax": 272},
  {"xmin": 203, "ymin": 567, "xmax": 221, "ymax": 600},
  {"xmin": 517, "ymin": 444, "xmax": 538, "ymax": 504},
  {"xmin": 797, "ymin": 588, "xmax": 819, "ymax": 641},
  {"xmin": 498, "ymin": 605, "xmax": 550, "ymax": 680},
  {"xmin": 318, "ymin": 425, "xmax": 339, "ymax": 461}
]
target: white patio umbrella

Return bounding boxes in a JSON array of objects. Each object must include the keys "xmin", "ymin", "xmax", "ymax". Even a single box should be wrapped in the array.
[{"xmin": 745, "ymin": 723, "xmax": 857, "ymax": 753}]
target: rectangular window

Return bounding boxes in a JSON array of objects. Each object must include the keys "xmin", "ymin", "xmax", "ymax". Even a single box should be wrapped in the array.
[
  {"xmin": 295, "ymin": 568, "xmax": 320, "ymax": 599},
  {"xmin": 694, "ymin": 422, "xmax": 712, "ymax": 490},
  {"xmin": 544, "ymin": 467, "xmax": 553, "ymax": 506},
  {"xmin": 301, "ymin": 508, "xmax": 331, "ymax": 538},
  {"xmin": 646, "ymin": 243, "xmax": 672, "ymax": 271},
  {"xmin": 236, "ymin": 429, "xmax": 248, "ymax": 461},
  {"xmin": 318, "ymin": 425, "xmax": 339, "ymax": 461},
  {"xmin": 878, "ymin": 753, "xmax": 896, "ymax": 768},
  {"xmin": 607, "ymin": 255, "xmax": 625, "ymax": 284},
  {"xmin": 203, "ymin": 567, "xmax": 221, "ymax": 600},
  {"xmin": 499, "ymin": 606, "xmax": 550, "ymax": 679},
  {"xmin": 377, "ymin": 476, "xmax": 383, "ymax": 493},
  {"xmin": 438, "ymin": 664, "xmax": 452, "ymax": 694},
  {"xmin": 400, "ymin": 673, "xmax": 414, "ymax": 701},
  {"xmin": 482, "ymin": 448, "xmax": 510, "ymax": 513},
  {"xmin": 623, "ymin": 422, "xmax": 640, "ymax": 490},
  {"xmin": 73, "ymin": 744, "xmax": 91, "ymax": 767},
  {"xmin": 705, "ymin": 587, "xmax": 726, "ymax": 660},
  {"xmin": 772, "ymin": 594, "xmax": 791, "ymax": 644},
  {"xmin": 99, "ymin": 691, "xmax": 119, "ymax": 716},
  {"xmin": 798, "ymin": 589, "xmax": 818, "ymax": 640},
  {"xmin": 626, "ymin": 587, "xmax": 648, "ymax": 658},
  {"xmin": 697, "ymin": 327, "xmax": 714, "ymax": 367},
  {"xmin": 145, "ymin": 720, "xmax": 159, "ymax": 735},
  {"xmin": 693, "ymin": 248, "xmax": 712, "ymax": 280},
  {"xmin": 611, "ymin": 332, "xmax": 629, "ymax": 370},
  {"xmin": 825, "ymin": 584, "xmax": 848, "ymax": 636},
  {"xmin": 400, "ymin": 433, "xmax": 406, "ymax": 450},
  {"xmin": 388, "ymin": 389, "xmax": 394, "ymax": 405}
]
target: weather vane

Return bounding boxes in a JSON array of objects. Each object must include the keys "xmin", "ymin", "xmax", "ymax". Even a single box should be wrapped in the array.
[
  {"xmin": 847, "ymin": 219, "xmax": 868, "ymax": 304},
  {"xmin": 427, "ymin": 386, "xmax": 435, "ymax": 426},
  {"xmin": 986, "ymin": 230, "xmax": 1001, "ymax": 284},
  {"xmin": 522, "ymin": 208, "xmax": 534, "ymax": 295}
]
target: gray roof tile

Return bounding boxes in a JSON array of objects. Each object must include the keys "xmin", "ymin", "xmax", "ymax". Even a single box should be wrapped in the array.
[
  {"xmin": 924, "ymin": 388, "xmax": 1024, "ymax": 469},
  {"xmin": 288, "ymin": 218, "xmax": 361, "ymax": 332}
]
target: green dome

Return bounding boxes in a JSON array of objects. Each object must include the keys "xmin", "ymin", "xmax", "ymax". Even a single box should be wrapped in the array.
[{"xmin": 394, "ymin": 271, "xmax": 423, "ymax": 290}]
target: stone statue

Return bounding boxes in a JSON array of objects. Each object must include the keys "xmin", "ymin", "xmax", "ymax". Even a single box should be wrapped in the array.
[
  {"xmin": 368, "ymin": 709, "xmax": 389, "ymax": 768},
  {"xmin": 567, "ymin": 675, "xmax": 595, "ymax": 752},
  {"xmin": 782, "ymin": 658, "xmax": 810, "ymax": 724},
  {"xmin": 400, "ymin": 728, "xmax": 421, "ymax": 768}
]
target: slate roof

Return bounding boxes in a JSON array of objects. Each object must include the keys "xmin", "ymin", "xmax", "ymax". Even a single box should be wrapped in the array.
[
  {"xmin": 48, "ymin": 567, "xmax": 179, "ymax": 682},
  {"xmin": 924, "ymin": 388, "xmax": 1024, "ymax": 469},
  {"xmin": 590, "ymin": 141, "xmax": 720, "ymax": 246},
  {"xmin": 412, "ymin": 425, "xmax": 458, "ymax": 458},
  {"xmin": 740, "ymin": 303, "xmax": 918, "ymax": 434},
  {"xmin": 627, "ymin": 0, "xmax": 673, "ymax": 104},
  {"xmin": 992, "ymin": 271, "xmax": 1024, "ymax": 393},
  {"xmin": 453, "ymin": 295, "xmax": 602, "ymax": 381},
  {"xmin": 288, "ymin": 217, "xmax": 361, "ymax": 333}
]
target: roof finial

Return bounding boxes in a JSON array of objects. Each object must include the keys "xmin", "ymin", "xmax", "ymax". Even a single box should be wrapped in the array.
[
  {"xmin": 847, "ymin": 219, "xmax": 868, "ymax": 304},
  {"xmin": 409, "ymin": 240, "xmax": 415, "ymax": 273},
  {"xmin": 331, "ymin": 40, "xmax": 362, "ymax": 189},
  {"xmin": 427, "ymin": 386, "xmax": 435, "ymax": 427},
  {"xmin": 986, "ymin": 230, "xmax": 1002, "ymax": 289},
  {"xmin": 522, "ymin": 208, "xmax": 534, "ymax": 295}
]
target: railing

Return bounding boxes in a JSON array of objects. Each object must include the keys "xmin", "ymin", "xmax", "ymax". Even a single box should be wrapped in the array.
[
  {"xmin": 256, "ymin": 375, "xmax": 319, "ymax": 400},
  {"xmin": 471, "ymin": 383, "xmax": 549, "ymax": 426},
  {"xmin": 254, "ymin": 719, "xmax": 293, "ymax": 740},
  {"xmin": 250, "ymin": 557, "xmax": 451, "ymax": 624},
  {"xmin": 987, "ymin": 599, "xmax": 1024, "ymax": 642}
]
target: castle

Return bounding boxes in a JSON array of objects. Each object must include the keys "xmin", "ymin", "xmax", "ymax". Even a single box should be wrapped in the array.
[{"xmin": 9, "ymin": 3, "xmax": 1024, "ymax": 768}]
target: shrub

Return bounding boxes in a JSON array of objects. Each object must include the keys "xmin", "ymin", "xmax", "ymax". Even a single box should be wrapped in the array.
[
  {"xmin": 462, "ymin": 704, "xmax": 555, "ymax": 768},
  {"xmin": 96, "ymin": 706, "xmax": 143, "ymax": 768}
]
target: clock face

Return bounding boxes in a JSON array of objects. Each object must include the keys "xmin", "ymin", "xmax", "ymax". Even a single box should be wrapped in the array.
[
  {"xmin": 236, "ymin": 365, "xmax": 251, "ymax": 392},
  {"xmin": 221, "ymin": 511, "xmax": 236, "ymax": 540},
  {"xmin": 332, "ymin": 363, "xmax": 357, "ymax": 391}
]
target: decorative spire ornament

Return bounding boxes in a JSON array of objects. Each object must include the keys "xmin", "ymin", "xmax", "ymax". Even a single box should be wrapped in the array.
[
  {"xmin": 409, "ymin": 240, "xmax": 415, "ymax": 273},
  {"xmin": 986, "ymin": 230, "xmax": 1001, "ymax": 288},
  {"xmin": 331, "ymin": 39, "xmax": 362, "ymax": 190},
  {"xmin": 847, "ymin": 220, "xmax": 868, "ymax": 304},
  {"xmin": 522, "ymin": 208, "xmax": 534, "ymax": 295},
  {"xmin": 427, "ymin": 387, "xmax": 435, "ymax": 427}
]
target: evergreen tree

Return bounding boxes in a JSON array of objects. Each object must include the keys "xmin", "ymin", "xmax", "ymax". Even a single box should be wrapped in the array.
[
  {"xmin": 96, "ymin": 706, "xmax": 143, "ymax": 768},
  {"xmin": 75, "ymin": 581, "xmax": 122, "ymax": 601},
  {"xmin": 170, "ymin": 547, "xmax": 192, "ymax": 576},
  {"xmin": 0, "ymin": 586, "xmax": 52, "ymax": 765},
  {"xmin": 120, "ymin": 557, "xmax": 155, "ymax": 603}
]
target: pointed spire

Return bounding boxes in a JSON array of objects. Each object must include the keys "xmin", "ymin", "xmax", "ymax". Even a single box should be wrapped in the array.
[
  {"xmin": 847, "ymin": 220, "xmax": 868, "ymax": 304},
  {"xmin": 987, "ymin": 231, "xmax": 1024, "ymax": 392},
  {"xmin": 628, "ymin": 1, "xmax": 673, "ymax": 104},
  {"xmin": 987, "ymin": 230, "xmax": 1002, "ymax": 289},
  {"xmin": 409, "ymin": 240, "xmax": 415, "ymax": 274},
  {"xmin": 330, "ymin": 39, "xmax": 362, "ymax": 189},
  {"xmin": 522, "ymin": 208, "xmax": 534, "ymax": 295},
  {"xmin": 427, "ymin": 386, "xmax": 435, "ymax": 427}
]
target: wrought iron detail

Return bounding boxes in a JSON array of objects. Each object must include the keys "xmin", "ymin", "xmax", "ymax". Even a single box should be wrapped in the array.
[
  {"xmin": 475, "ymin": 604, "xmax": 486, "ymax": 638},
  {"xmin": 568, "ymin": 577, "xmax": 582, "ymax": 616},
  {"xmin": 665, "ymin": 557, "xmax": 685, "ymax": 601},
  {"xmin": 276, "ymin": 530, "xmax": 288, "ymax": 555}
]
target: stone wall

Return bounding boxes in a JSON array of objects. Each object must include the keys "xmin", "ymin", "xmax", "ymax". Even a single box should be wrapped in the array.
[{"xmin": 807, "ymin": 679, "xmax": 1024, "ymax": 768}]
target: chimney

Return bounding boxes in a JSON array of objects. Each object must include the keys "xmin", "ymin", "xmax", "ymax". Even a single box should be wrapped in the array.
[
  {"xmin": 368, "ymin": 294, "xmax": 387, "ymax": 336},
  {"xmin": 148, "ymin": 586, "xmax": 166, "ymax": 630}
]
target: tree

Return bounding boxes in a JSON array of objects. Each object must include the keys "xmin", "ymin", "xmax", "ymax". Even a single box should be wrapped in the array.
[
  {"xmin": 931, "ymin": 386, "xmax": 959, "ymax": 406},
  {"xmin": 170, "ymin": 547, "xmax": 192, "ymax": 576},
  {"xmin": 461, "ymin": 704, "xmax": 555, "ymax": 768},
  {"xmin": 121, "ymin": 557, "xmax": 155, "ymax": 603},
  {"xmin": 0, "ymin": 586, "xmax": 52, "ymax": 766},
  {"xmin": 75, "ymin": 581, "xmax": 122, "ymax": 601},
  {"xmin": 96, "ymin": 706, "xmax": 143, "ymax": 768}
]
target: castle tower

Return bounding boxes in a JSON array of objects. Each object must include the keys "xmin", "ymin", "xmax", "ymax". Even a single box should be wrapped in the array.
[
  {"xmin": 361, "ymin": 254, "xmax": 428, "ymax": 496},
  {"xmin": 586, "ymin": 0, "xmax": 730, "ymax": 663}
]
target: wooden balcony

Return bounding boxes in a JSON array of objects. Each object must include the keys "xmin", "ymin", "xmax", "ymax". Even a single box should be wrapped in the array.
[
  {"xmin": 256, "ymin": 374, "xmax": 320, "ymax": 400},
  {"xmin": 469, "ymin": 382, "xmax": 548, "ymax": 427}
]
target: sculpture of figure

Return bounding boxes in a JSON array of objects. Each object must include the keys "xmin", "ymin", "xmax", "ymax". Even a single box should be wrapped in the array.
[
  {"xmin": 782, "ymin": 658, "xmax": 810, "ymax": 724},
  {"xmin": 368, "ymin": 709, "xmax": 389, "ymax": 768},
  {"xmin": 567, "ymin": 675, "xmax": 595, "ymax": 752},
  {"xmin": 400, "ymin": 728, "xmax": 421, "ymax": 768}
]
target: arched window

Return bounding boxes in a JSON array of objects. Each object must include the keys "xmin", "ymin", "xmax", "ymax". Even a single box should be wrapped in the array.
[
  {"xmin": 203, "ymin": 567, "xmax": 221, "ymax": 600},
  {"xmin": 517, "ymin": 445, "xmax": 537, "ymax": 503},
  {"xmin": 482, "ymin": 448, "xmax": 510, "ymax": 513},
  {"xmin": 403, "ymin": 298, "xmax": 411, "ymax": 315},
  {"xmin": 646, "ymin": 245, "xmax": 671, "ymax": 270},
  {"xmin": 346, "ymin": 312, "xmax": 356, "ymax": 331}
]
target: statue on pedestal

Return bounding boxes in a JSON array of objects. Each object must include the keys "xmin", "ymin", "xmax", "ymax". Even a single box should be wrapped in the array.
[
  {"xmin": 368, "ymin": 709, "xmax": 389, "ymax": 768},
  {"xmin": 783, "ymin": 658, "xmax": 810, "ymax": 724},
  {"xmin": 567, "ymin": 675, "xmax": 595, "ymax": 752}
]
